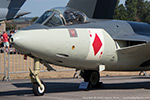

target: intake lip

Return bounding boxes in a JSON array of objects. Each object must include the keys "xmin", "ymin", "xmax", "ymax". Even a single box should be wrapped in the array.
[{"xmin": 10, "ymin": 37, "xmax": 14, "ymax": 44}]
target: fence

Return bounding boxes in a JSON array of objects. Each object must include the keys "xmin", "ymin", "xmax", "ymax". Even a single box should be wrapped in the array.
[
  {"xmin": 0, "ymin": 48, "xmax": 75, "ymax": 81},
  {"xmin": 0, "ymin": 48, "xmax": 5, "ymax": 80}
]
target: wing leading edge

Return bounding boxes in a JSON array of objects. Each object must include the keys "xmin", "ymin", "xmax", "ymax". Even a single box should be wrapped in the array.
[{"xmin": 0, "ymin": 0, "xmax": 27, "ymax": 21}]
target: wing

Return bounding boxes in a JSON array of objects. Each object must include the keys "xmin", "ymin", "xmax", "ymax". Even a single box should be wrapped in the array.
[
  {"xmin": 0, "ymin": 0, "xmax": 26, "ymax": 8},
  {"xmin": 113, "ymin": 21, "xmax": 150, "ymax": 43},
  {"xmin": 67, "ymin": 0, "xmax": 117, "ymax": 19},
  {"xmin": 113, "ymin": 34, "xmax": 150, "ymax": 43},
  {"xmin": 117, "ymin": 42, "xmax": 150, "ymax": 67},
  {"xmin": 0, "ymin": 0, "xmax": 27, "ymax": 21}
]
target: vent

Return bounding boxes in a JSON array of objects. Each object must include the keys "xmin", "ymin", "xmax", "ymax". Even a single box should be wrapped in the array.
[{"xmin": 56, "ymin": 53, "xmax": 69, "ymax": 58}]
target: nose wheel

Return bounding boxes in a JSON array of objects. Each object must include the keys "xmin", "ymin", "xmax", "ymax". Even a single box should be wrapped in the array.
[
  {"xmin": 29, "ymin": 58, "xmax": 46, "ymax": 96},
  {"xmin": 33, "ymin": 80, "xmax": 46, "ymax": 96}
]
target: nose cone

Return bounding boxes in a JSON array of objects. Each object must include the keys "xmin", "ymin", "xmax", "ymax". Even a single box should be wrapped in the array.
[
  {"xmin": 11, "ymin": 31, "xmax": 31, "ymax": 54},
  {"xmin": 11, "ymin": 29, "xmax": 49, "ymax": 57},
  {"xmin": 11, "ymin": 32, "xmax": 22, "ymax": 45}
]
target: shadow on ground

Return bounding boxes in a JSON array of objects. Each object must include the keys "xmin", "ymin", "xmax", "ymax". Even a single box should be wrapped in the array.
[{"xmin": 1, "ymin": 79, "xmax": 150, "ymax": 96}]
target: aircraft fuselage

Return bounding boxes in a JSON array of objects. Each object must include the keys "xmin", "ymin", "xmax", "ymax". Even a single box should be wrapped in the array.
[{"xmin": 12, "ymin": 19, "xmax": 150, "ymax": 71}]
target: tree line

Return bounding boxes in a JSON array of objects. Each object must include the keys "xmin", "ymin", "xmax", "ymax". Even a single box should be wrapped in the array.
[{"xmin": 113, "ymin": 0, "xmax": 150, "ymax": 23}]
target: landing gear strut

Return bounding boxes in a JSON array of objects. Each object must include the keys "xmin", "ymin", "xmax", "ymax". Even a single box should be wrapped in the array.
[
  {"xmin": 80, "ymin": 70, "xmax": 102, "ymax": 88},
  {"xmin": 29, "ymin": 58, "xmax": 46, "ymax": 96}
]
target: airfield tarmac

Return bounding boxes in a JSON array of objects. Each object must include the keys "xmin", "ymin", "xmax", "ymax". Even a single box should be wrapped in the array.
[{"xmin": 0, "ymin": 76, "xmax": 150, "ymax": 100}]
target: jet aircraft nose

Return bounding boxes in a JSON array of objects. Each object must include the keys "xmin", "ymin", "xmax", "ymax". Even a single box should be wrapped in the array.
[
  {"xmin": 10, "ymin": 32, "xmax": 21, "ymax": 45},
  {"xmin": 10, "ymin": 32, "xmax": 27, "ymax": 52},
  {"xmin": 11, "ymin": 29, "xmax": 53, "ymax": 57},
  {"xmin": 11, "ymin": 30, "xmax": 32, "ymax": 54}
]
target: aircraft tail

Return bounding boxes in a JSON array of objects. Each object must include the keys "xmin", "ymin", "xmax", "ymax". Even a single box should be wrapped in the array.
[{"xmin": 67, "ymin": 0, "xmax": 117, "ymax": 19}]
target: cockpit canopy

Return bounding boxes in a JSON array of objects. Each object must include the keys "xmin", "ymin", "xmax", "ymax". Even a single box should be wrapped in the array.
[{"xmin": 35, "ymin": 7, "xmax": 89, "ymax": 27}]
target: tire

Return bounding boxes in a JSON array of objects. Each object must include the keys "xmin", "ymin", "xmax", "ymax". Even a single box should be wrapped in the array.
[
  {"xmin": 33, "ymin": 80, "xmax": 46, "ymax": 96},
  {"xmin": 81, "ymin": 70, "xmax": 100, "ymax": 87},
  {"xmin": 89, "ymin": 71, "xmax": 100, "ymax": 87}
]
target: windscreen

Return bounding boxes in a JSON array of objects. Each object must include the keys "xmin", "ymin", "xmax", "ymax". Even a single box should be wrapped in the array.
[
  {"xmin": 35, "ymin": 11, "xmax": 53, "ymax": 24},
  {"xmin": 44, "ymin": 14, "xmax": 63, "ymax": 27}
]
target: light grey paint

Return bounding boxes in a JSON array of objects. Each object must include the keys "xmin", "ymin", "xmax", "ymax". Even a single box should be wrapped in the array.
[
  {"xmin": 106, "ymin": 43, "xmax": 150, "ymax": 71},
  {"xmin": 14, "ymin": 14, "xmax": 150, "ymax": 71},
  {"xmin": 0, "ymin": 0, "xmax": 26, "ymax": 21},
  {"xmin": 24, "ymin": 19, "xmax": 150, "ymax": 42},
  {"xmin": 56, "ymin": 19, "xmax": 150, "ymax": 42},
  {"xmin": 12, "ymin": 29, "xmax": 94, "ymax": 69},
  {"xmin": 0, "ymin": 8, "xmax": 8, "ymax": 19},
  {"xmin": 0, "ymin": 0, "xmax": 11, "ymax": 8}
]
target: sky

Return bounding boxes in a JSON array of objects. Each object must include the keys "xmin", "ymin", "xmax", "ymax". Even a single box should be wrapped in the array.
[
  {"xmin": 22, "ymin": 0, "xmax": 69, "ymax": 17},
  {"xmin": 21, "ymin": 0, "xmax": 148, "ymax": 17}
]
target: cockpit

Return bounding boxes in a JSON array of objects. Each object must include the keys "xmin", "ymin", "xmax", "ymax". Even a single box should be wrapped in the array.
[{"xmin": 35, "ymin": 7, "xmax": 89, "ymax": 27}]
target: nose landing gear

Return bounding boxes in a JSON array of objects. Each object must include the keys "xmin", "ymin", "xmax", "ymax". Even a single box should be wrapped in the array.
[
  {"xmin": 29, "ymin": 58, "xmax": 46, "ymax": 96},
  {"xmin": 29, "ymin": 58, "xmax": 102, "ymax": 96},
  {"xmin": 32, "ymin": 80, "xmax": 46, "ymax": 96}
]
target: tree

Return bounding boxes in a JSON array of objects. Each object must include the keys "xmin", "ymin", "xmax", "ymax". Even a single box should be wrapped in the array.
[
  {"xmin": 125, "ymin": 0, "xmax": 138, "ymax": 21},
  {"xmin": 6, "ymin": 22, "xmax": 16, "ymax": 31},
  {"xmin": 142, "ymin": 1, "xmax": 150, "ymax": 23},
  {"xmin": 113, "ymin": 0, "xmax": 127, "ymax": 20},
  {"xmin": 32, "ymin": 17, "xmax": 39, "ymax": 22},
  {"xmin": 136, "ymin": 0, "xmax": 146, "ymax": 22},
  {"xmin": 113, "ymin": 0, "xmax": 150, "ymax": 23},
  {"xmin": 114, "ymin": 4, "xmax": 127, "ymax": 20},
  {"xmin": 113, "ymin": 0, "xmax": 120, "ymax": 19}
]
